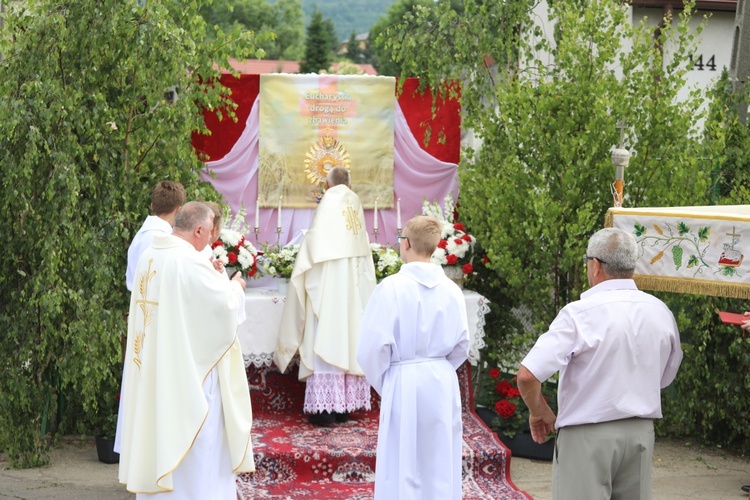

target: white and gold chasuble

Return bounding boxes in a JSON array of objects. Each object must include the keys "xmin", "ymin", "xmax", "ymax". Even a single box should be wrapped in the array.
[
  {"xmin": 274, "ymin": 184, "xmax": 376, "ymax": 379},
  {"xmin": 119, "ymin": 234, "xmax": 254, "ymax": 494}
]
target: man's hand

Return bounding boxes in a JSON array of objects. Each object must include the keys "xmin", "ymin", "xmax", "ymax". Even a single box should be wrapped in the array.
[
  {"xmin": 528, "ymin": 407, "xmax": 557, "ymax": 444},
  {"xmin": 231, "ymin": 272, "xmax": 246, "ymax": 291},
  {"xmin": 211, "ymin": 258, "xmax": 225, "ymax": 273},
  {"xmin": 742, "ymin": 311, "xmax": 750, "ymax": 333},
  {"xmin": 517, "ymin": 364, "xmax": 557, "ymax": 444}
]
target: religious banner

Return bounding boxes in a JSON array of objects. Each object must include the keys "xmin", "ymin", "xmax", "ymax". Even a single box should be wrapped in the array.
[
  {"xmin": 259, "ymin": 74, "xmax": 395, "ymax": 209},
  {"xmin": 606, "ymin": 205, "xmax": 750, "ymax": 299}
]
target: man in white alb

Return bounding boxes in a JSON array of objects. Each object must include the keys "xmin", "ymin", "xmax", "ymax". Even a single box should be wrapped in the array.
[
  {"xmin": 118, "ymin": 201, "xmax": 254, "ymax": 498},
  {"xmin": 518, "ymin": 227, "xmax": 683, "ymax": 499},
  {"xmin": 125, "ymin": 180, "xmax": 185, "ymax": 292},
  {"xmin": 357, "ymin": 215, "xmax": 469, "ymax": 500},
  {"xmin": 274, "ymin": 166, "xmax": 376, "ymax": 425}
]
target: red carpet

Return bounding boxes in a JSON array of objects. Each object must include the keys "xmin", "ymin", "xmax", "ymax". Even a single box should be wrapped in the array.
[{"xmin": 237, "ymin": 363, "xmax": 531, "ymax": 499}]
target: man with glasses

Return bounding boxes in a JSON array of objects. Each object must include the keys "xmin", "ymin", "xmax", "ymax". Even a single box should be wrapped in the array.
[
  {"xmin": 357, "ymin": 215, "xmax": 469, "ymax": 500},
  {"xmin": 517, "ymin": 227, "xmax": 683, "ymax": 500}
]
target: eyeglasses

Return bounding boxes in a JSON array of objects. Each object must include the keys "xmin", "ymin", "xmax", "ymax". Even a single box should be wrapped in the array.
[
  {"xmin": 397, "ymin": 235, "xmax": 410, "ymax": 245},
  {"xmin": 584, "ymin": 255, "xmax": 607, "ymax": 264}
]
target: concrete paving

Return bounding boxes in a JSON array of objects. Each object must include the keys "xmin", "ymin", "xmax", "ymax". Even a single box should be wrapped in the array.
[{"xmin": 0, "ymin": 436, "xmax": 749, "ymax": 499}]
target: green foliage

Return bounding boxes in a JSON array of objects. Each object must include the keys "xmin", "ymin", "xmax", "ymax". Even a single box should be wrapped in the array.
[
  {"xmin": 300, "ymin": 8, "xmax": 338, "ymax": 73},
  {"xmin": 384, "ymin": 0, "xmax": 750, "ymax": 455},
  {"xmin": 200, "ymin": 0, "xmax": 304, "ymax": 60},
  {"xmin": 0, "ymin": 0, "xmax": 263, "ymax": 467},
  {"xmin": 385, "ymin": 0, "xmax": 711, "ymax": 365},
  {"xmin": 298, "ymin": 0, "xmax": 400, "ymax": 40},
  {"xmin": 345, "ymin": 31, "xmax": 362, "ymax": 63}
]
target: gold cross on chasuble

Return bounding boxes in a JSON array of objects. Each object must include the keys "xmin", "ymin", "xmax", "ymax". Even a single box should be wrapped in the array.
[
  {"xmin": 133, "ymin": 259, "xmax": 158, "ymax": 369},
  {"xmin": 342, "ymin": 204, "xmax": 362, "ymax": 235}
]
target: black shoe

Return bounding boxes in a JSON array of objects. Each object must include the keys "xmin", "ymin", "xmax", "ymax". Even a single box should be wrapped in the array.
[
  {"xmin": 741, "ymin": 485, "xmax": 750, "ymax": 493},
  {"xmin": 307, "ymin": 411, "xmax": 335, "ymax": 426},
  {"xmin": 334, "ymin": 412, "xmax": 349, "ymax": 423}
]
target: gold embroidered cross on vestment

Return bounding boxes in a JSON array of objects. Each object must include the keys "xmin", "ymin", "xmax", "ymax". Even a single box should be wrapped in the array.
[{"xmin": 133, "ymin": 259, "xmax": 158, "ymax": 369}]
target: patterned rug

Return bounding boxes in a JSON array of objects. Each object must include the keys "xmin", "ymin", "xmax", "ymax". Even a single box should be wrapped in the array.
[{"xmin": 237, "ymin": 363, "xmax": 531, "ymax": 499}]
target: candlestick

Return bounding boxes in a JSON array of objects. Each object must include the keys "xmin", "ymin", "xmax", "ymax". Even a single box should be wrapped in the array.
[
  {"xmin": 276, "ymin": 226, "xmax": 282, "ymax": 247},
  {"xmin": 254, "ymin": 226, "xmax": 260, "ymax": 242},
  {"xmin": 373, "ymin": 227, "xmax": 379, "ymax": 243},
  {"xmin": 396, "ymin": 198, "xmax": 402, "ymax": 230},
  {"xmin": 373, "ymin": 197, "xmax": 379, "ymax": 231},
  {"xmin": 255, "ymin": 198, "xmax": 260, "ymax": 229},
  {"xmin": 277, "ymin": 195, "xmax": 282, "ymax": 229}
]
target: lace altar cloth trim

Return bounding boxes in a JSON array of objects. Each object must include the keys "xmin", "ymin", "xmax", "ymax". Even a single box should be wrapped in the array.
[{"xmin": 303, "ymin": 373, "xmax": 372, "ymax": 413}]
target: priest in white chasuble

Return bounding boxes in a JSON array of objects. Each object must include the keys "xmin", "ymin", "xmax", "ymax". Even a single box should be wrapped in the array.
[
  {"xmin": 357, "ymin": 215, "xmax": 469, "ymax": 500},
  {"xmin": 274, "ymin": 166, "xmax": 376, "ymax": 425},
  {"xmin": 119, "ymin": 202, "xmax": 255, "ymax": 498}
]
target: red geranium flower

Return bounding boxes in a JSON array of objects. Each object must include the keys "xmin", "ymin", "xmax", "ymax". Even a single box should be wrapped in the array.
[
  {"xmin": 453, "ymin": 238, "xmax": 464, "ymax": 246},
  {"xmin": 482, "ymin": 254, "xmax": 490, "ymax": 265},
  {"xmin": 462, "ymin": 233, "xmax": 472, "ymax": 242},
  {"xmin": 211, "ymin": 240, "xmax": 223, "ymax": 249},
  {"xmin": 494, "ymin": 399, "xmax": 516, "ymax": 419},
  {"xmin": 507, "ymin": 388, "xmax": 521, "ymax": 398},
  {"xmin": 453, "ymin": 222, "xmax": 466, "ymax": 232},
  {"xmin": 496, "ymin": 380, "xmax": 514, "ymax": 397},
  {"xmin": 437, "ymin": 239, "xmax": 448, "ymax": 249},
  {"xmin": 462, "ymin": 263, "xmax": 473, "ymax": 275},
  {"xmin": 446, "ymin": 254, "xmax": 458, "ymax": 265},
  {"xmin": 488, "ymin": 368, "xmax": 501, "ymax": 379},
  {"xmin": 237, "ymin": 236, "xmax": 245, "ymax": 248},
  {"xmin": 247, "ymin": 266, "xmax": 257, "ymax": 278},
  {"xmin": 228, "ymin": 251, "xmax": 238, "ymax": 264}
]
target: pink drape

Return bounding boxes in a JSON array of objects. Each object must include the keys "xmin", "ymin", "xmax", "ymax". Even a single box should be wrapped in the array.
[{"xmin": 200, "ymin": 96, "xmax": 459, "ymax": 246}]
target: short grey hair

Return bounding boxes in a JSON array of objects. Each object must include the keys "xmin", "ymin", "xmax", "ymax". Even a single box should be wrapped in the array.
[
  {"xmin": 326, "ymin": 166, "xmax": 350, "ymax": 187},
  {"xmin": 587, "ymin": 228, "xmax": 637, "ymax": 279},
  {"xmin": 174, "ymin": 201, "xmax": 213, "ymax": 232}
]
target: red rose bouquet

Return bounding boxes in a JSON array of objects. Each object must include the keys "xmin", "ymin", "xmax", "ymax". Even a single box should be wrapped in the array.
[{"xmin": 421, "ymin": 195, "xmax": 476, "ymax": 275}]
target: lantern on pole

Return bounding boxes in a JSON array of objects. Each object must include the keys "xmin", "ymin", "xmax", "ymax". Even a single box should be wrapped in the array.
[{"xmin": 611, "ymin": 122, "xmax": 631, "ymax": 207}]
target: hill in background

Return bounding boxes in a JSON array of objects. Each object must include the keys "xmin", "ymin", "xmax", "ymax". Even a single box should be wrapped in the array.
[{"xmin": 295, "ymin": 0, "xmax": 398, "ymax": 40}]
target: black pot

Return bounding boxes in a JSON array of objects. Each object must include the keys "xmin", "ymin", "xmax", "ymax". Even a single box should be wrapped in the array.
[
  {"xmin": 95, "ymin": 435, "xmax": 120, "ymax": 464},
  {"xmin": 474, "ymin": 406, "xmax": 554, "ymax": 461}
]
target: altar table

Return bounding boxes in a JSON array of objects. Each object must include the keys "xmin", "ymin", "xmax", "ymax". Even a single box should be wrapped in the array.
[{"xmin": 238, "ymin": 288, "xmax": 490, "ymax": 368}]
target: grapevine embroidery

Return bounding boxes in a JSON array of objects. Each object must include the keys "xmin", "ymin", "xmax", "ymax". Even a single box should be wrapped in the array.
[{"xmin": 633, "ymin": 221, "xmax": 711, "ymax": 277}]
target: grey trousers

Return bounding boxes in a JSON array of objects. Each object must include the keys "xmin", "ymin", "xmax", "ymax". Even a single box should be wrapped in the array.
[{"xmin": 552, "ymin": 418, "xmax": 654, "ymax": 500}]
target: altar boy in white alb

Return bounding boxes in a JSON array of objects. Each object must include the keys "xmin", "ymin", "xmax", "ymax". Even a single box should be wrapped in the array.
[
  {"xmin": 357, "ymin": 215, "xmax": 470, "ymax": 500},
  {"xmin": 118, "ymin": 202, "xmax": 255, "ymax": 498}
]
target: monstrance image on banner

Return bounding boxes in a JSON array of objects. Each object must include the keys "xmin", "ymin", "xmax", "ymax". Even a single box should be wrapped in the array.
[{"xmin": 258, "ymin": 74, "xmax": 395, "ymax": 209}]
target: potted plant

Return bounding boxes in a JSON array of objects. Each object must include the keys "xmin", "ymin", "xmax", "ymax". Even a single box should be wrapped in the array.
[
  {"xmin": 475, "ymin": 367, "xmax": 557, "ymax": 461},
  {"xmin": 94, "ymin": 391, "xmax": 120, "ymax": 464}
]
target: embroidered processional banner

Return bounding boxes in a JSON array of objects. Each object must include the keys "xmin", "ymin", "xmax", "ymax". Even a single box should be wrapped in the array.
[
  {"xmin": 606, "ymin": 205, "xmax": 750, "ymax": 299},
  {"xmin": 258, "ymin": 74, "xmax": 395, "ymax": 209}
]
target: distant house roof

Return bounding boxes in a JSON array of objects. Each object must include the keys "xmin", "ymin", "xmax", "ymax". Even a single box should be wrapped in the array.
[{"xmin": 222, "ymin": 58, "xmax": 378, "ymax": 76}]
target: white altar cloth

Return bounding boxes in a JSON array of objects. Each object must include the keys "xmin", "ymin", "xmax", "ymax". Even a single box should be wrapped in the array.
[{"xmin": 238, "ymin": 288, "xmax": 489, "ymax": 368}]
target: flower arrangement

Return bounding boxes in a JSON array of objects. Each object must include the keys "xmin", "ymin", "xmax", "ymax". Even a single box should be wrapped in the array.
[
  {"xmin": 476, "ymin": 367, "xmax": 557, "ymax": 439},
  {"xmin": 260, "ymin": 244, "xmax": 300, "ymax": 280},
  {"xmin": 421, "ymin": 194, "xmax": 477, "ymax": 275},
  {"xmin": 370, "ymin": 243, "xmax": 402, "ymax": 282},
  {"xmin": 211, "ymin": 205, "xmax": 259, "ymax": 278}
]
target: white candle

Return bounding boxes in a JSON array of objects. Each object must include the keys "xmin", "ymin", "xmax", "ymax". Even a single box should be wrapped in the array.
[
  {"xmin": 396, "ymin": 198, "xmax": 402, "ymax": 229},
  {"xmin": 374, "ymin": 197, "xmax": 379, "ymax": 231},
  {"xmin": 255, "ymin": 198, "xmax": 260, "ymax": 229},
  {"xmin": 277, "ymin": 196, "xmax": 282, "ymax": 228}
]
